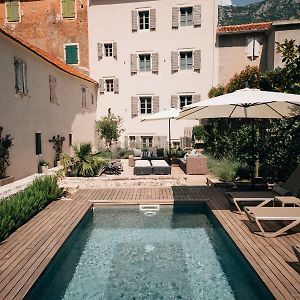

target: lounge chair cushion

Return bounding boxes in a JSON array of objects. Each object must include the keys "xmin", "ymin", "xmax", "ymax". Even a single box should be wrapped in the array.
[{"xmin": 273, "ymin": 185, "xmax": 292, "ymax": 196}]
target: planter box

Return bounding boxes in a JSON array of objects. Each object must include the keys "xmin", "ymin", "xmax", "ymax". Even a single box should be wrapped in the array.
[
  {"xmin": 38, "ymin": 166, "xmax": 48, "ymax": 174},
  {"xmin": 0, "ymin": 176, "xmax": 14, "ymax": 187}
]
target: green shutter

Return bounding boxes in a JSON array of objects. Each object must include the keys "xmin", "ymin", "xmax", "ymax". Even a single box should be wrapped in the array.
[
  {"xmin": 61, "ymin": 0, "xmax": 76, "ymax": 18},
  {"xmin": 6, "ymin": 1, "xmax": 20, "ymax": 22},
  {"xmin": 65, "ymin": 45, "xmax": 79, "ymax": 64}
]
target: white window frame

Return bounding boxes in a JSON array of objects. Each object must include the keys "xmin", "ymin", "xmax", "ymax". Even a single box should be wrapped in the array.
[
  {"xmin": 179, "ymin": 94, "xmax": 193, "ymax": 109},
  {"xmin": 139, "ymin": 96, "xmax": 152, "ymax": 114},
  {"xmin": 179, "ymin": 50, "xmax": 193, "ymax": 71},
  {"xmin": 180, "ymin": 6, "xmax": 193, "ymax": 27},
  {"xmin": 104, "ymin": 43, "xmax": 113, "ymax": 57},
  {"xmin": 138, "ymin": 53, "xmax": 152, "ymax": 72},
  {"xmin": 104, "ymin": 78, "xmax": 114, "ymax": 93},
  {"xmin": 138, "ymin": 9, "xmax": 150, "ymax": 31},
  {"xmin": 64, "ymin": 43, "xmax": 80, "ymax": 65},
  {"xmin": 5, "ymin": 0, "xmax": 21, "ymax": 23}
]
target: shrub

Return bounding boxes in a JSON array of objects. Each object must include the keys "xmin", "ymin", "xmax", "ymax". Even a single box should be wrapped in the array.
[
  {"xmin": 0, "ymin": 176, "xmax": 63, "ymax": 242},
  {"xmin": 0, "ymin": 127, "xmax": 13, "ymax": 179},
  {"xmin": 49, "ymin": 135, "xmax": 65, "ymax": 162}
]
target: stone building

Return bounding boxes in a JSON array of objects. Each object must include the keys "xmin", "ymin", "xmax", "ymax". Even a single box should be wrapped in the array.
[{"xmin": 0, "ymin": 0, "xmax": 89, "ymax": 73}]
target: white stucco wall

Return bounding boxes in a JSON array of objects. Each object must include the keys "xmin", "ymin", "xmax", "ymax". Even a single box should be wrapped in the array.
[
  {"xmin": 0, "ymin": 32, "xmax": 97, "ymax": 180},
  {"xmin": 89, "ymin": 0, "xmax": 218, "ymax": 147}
]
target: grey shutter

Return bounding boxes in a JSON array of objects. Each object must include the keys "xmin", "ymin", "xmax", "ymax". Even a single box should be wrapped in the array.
[
  {"xmin": 22, "ymin": 62, "xmax": 28, "ymax": 94},
  {"xmin": 193, "ymin": 49, "xmax": 201, "ymax": 73},
  {"xmin": 132, "ymin": 10, "xmax": 138, "ymax": 32},
  {"xmin": 155, "ymin": 136, "xmax": 167, "ymax": 148},
  {"xmin": 97, "ymin": 43, "xmax": 103, "ymax": 61},
  {"xmin": 193, "ymin": 5, "xmax": 201, "ymax": 27},
  {"xmin": 114, "ymin": 78, "xmax": 119, "ymax": 94},
  {"xmin": 99, "ymin": 78, "xmax": 105, "ymax": 94},
  {"xmin": 171, "ymin": 51, "xmax": 178, "ymax": 74},
  {"xmin": 192, "ymin": 94, "xmax": 201, "ymax": 103},
  {"xmin": 152, "ymin": 96, "xmax": 159, "ymax": 113},
  {"xmin": 152, "ymin": 53, "xmax": 158, "ymax": 74},
  {"xmin": 172, "ymin": 7, "xmax": 179, "ymax": 29},
  {"xmin": 113, "ymin": 42, "xmax": 117, "ymax": 60},
  {"xmin": 171, "ymin": 95, "xmax": 178, "ymax": 108},
  {"xmin": 49, "ymin": 75, "xmax": 57, "ymax": 104},
  {"xmin": 131, "ymin": 96, "xmax": 139, "ymax": 118},
  {"xmin": 131, "ymin": 54, "xmax": 137, "ymax": 75},
  {"xmin": 150, "ymin": 9, "xmax": 156, "ymax": 31}
]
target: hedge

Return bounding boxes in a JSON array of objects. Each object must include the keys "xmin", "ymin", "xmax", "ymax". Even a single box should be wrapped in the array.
[{"xmin": 0, "ymin": 176, "xmax": 63, "ymax": 242}]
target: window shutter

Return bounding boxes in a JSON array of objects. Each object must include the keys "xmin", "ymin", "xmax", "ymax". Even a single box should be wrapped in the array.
[
  {"xmin": 246, "ymin": 38, "xmax": 254, "ymax": 58},
  {"xmin": 150, "ymin": 8, "xmax": 156, "ymax": 31},
  {"xmin": 6, "ymin": 1, "xmax": 13, "ymax": 22},
  {"xmin": 65, "ymin": 45, "xmax": 78, "ymax": 64},
  {"xmin": 193, "ymin": 5, "xmax": 201, "ymax": 27},
  {"xmin": 254, "ymin": 38, "xmax": 260, "ymax": 57},
  {"xmin": 97, "ymin": 43, "xmax": 103, "ymax": 61},
  {"xmin": 62, "ymin": 0, "xmax": 75, "ymax": 18},
  {"xmin": 152, "ymin": 96, "xmax": 159, "ymax": 113},
  {"xmin": 61, "ymin": 0, "xmax": 68, "ymax": 18},
  {"xmin": 14, "ymin": 58, "xmax": 22, "ymax": 93},
  {"xmin": 192, "ymin": 94, "xmax": 201, "ymax": 103},
  {"xmin": 49, "ymin": 75, "xmax": 57, "ymax": 104},
  {"xmin": 99, "ymin": 78, "xmax": 105, "ymax": 94},
  {"xmin": 113, "ymin": 42, "xmax": 117, "ymax": 60},
  {"xmin": 114, "ymin": 78, "xmax": 119, "ymax": 94},
  {"xmin": 193, "ymin": 49, "xmax": 201, "ymax": 73},
  {"xmin": 172, "ymin": 7, "xmax": 179, "ymax": 29},
  {"xmin": 8, "ymin": 1, "xmax": 20, "ymax": 22},
  {"xmin": 69, "ymin": 0, "xmax": 76, "ymax": 18},
  {"xmin": 154, "ymin": 136, "xmax": 167, "ymax": 148},
  {"xmin": 152, "ymin": 53, "xmax": 158, "ymax": 74},
  {"xmin": 131, "ymin": 10, "xmax": 138, "ymax": 32},
  {"xmin": 131, "ymin": 54, "xmax": 137, "ymax": 75},
  {"xmin": 131, "ymin": 96, "xmax": 139, "ymax": 118},
  {"xmin": 171, "ymin": 95, "xmax": 179, "ymax": 108},
  {"xmin": 171, "ymin": 51, "xmax": 178, "ymax": 74}
]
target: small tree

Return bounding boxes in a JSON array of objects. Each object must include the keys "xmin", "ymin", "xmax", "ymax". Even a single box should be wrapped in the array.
[
  {"xmin": 96, "ymin": 114, "xmax": 124, "ymax": 150},
  {"xmin": 0, "ymin": 127, "xmax": 13, "ymax": 178},
  {"xmin": 49, "ymin": 135, "xmax": 65, "ymax": 162}
]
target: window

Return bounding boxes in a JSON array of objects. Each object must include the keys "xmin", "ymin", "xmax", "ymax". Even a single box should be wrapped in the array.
[
  {"xmin": 81, "ymin": 86, "xmax": 87, "ymax": 108},
  {"xmin": 180, "ymin": 7, "xmax": 193, "ymax": 26},
  {"xmin": 139, "ymin": 54, "xmax": 151, "ymax": 72},
  {"xmin": 5, "ymin": 0, "xmax": 20, "ymax": 22},
  {"xmin": 180, "ymin": 51, "xmax": 193, "ymax": 70},
  {"xmin": 139, "ymin": 10, "xmax": 149, "ymax": 30},
  {"xmin": 65, "ymin": 44, "xmax": 79, "ymax": 65},
  {"xmin": 140, "ymin": 97, "xmax": 152, "ymax": 114},
  {"xmin": 91, "ymin": 93, "xmax": 94, "ymax": 105},
  {"xmin": 142, "ymin": 136, "xmax": 153, "ymax": 148},
  {"xmin": 180, "ymin": 95, "xmax": 192, "ymax": 109},
  {"xmin": 69, "ymin": 134, "xmax": 73, "ymax": 146},
  {"xmin": 35, "ymin": 133, "xmax": 42, "ymax": 155},
  {"xmin": 104, "ymin": 43, "xmax": 113, "ymax": 57},
  {"xmin": 61, "ymin": 0, "xmax": 76, "ymax": 19},
  {"xmin": 105, "ymin": 79, "xmax": 114, "ymax": 92},
  {"xmin": 247, "ymin": 37, "xmax": 260, "ymax": 60},
  {"xmin": 14, "ymin": 58, "xmax": 28, "ymax": 95}
]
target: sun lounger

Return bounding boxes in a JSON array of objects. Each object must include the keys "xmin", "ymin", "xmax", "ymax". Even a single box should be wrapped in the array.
[
  {"xmin": 292, "ymin": 245, "xmax": 300, "ymax": 262},
  {"xmin": 134, "ymin": 160, "xmax": 152, "ymax": 175},
  {"xmin": 244, "ymin": 206, "xmax": 300, "ymax": 237},
  {"xmin": 151, "ymin": 160, "xmax": 171, "ymax": 175},
  {"xmin": 226, "ymin": 166, "xmax": 300, "ymax": 213}
]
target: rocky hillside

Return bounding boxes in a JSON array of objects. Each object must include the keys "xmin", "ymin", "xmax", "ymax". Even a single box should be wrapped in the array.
[{"xmin": 219, "ymin": 0, "xmax": 300, "ymax": 25}]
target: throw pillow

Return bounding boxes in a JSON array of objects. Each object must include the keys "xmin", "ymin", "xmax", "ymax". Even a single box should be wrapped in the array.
[{"xmin": 157, "ymin": 148, "xmax": 164, "ymax": 158}]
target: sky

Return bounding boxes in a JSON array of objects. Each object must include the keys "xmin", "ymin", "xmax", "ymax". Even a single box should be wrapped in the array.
[{"xmin": 219, "ymin": 0, "xmax": 263, "ymax": 6}]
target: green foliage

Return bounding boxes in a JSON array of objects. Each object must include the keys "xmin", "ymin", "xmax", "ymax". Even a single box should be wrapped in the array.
[
  {"xmin": 49, "ymin": 135, "xmax": 65, "ymax": 161},
  {"xmin": 62, "ymin": 143, "xmax": 107, "ymax": 177},
  {"xmin": 38, "ymin": 160, "xmax": 49, "ymax": 166},
  {"xmin": 0, "ymin": 127, "xmax": 13, "ymax": 179},
  {"xmin": 0, "ymin": 176, "xmax": 63, "ymax": 242},
  {"xmin": 207, "ymin": 156, "xmax": 240, "ymax": 182},
  {"xmin": 96, "ymin": 114, "xmax": 124, "ymax": 149},
  {"xmin": 208, "ymin": 85, "xmax": 225, "ymax": 98},
  {"xmin": 111, "ymin": 148, "xmax": 133, "ymax": 159},
  {"xmin": 192, "ymin": 125, "xmax": 206, "ymax": 141}
]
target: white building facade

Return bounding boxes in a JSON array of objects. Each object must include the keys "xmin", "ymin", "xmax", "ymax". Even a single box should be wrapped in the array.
[{"xmin": 89, "ymin": 0, "xmax": 218, "ymax": 149}]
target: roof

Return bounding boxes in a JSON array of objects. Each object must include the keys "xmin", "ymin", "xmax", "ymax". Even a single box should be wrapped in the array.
[
  {"xmin": 0, "ymin": 26, "xmax": 97, "ymax": 85},
  {"xmin": 217, "ymin": 22, "xmax": 272, "ymax": 34}
]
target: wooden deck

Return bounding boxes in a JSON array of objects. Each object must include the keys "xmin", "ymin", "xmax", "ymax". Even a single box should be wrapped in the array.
[{"xmin": 0, "ymin": 186, "xmax": 299, "ymax": 299}]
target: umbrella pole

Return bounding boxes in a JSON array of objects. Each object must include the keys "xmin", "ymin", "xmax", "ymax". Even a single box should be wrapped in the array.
[
  {"xmin": 251, "ymin": 119, "xmax": 255, "ymax": 184},
  {"xmin": 168, "ymin": 118, "xmax": 171, "ymax": 155}
]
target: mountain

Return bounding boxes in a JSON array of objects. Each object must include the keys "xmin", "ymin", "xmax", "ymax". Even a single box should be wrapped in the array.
[{"xmin": 219, "ymin": 0, "xmax": 300, "ymax": 26}]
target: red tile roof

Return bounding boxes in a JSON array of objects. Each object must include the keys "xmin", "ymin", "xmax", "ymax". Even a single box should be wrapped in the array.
[
  {"xmin": 218, "ymin": 22, "xmax": 272, "ymax": 34},
  {"xmin": 0, "ymin": 26, "xmax": 97, "ymax": 85}
]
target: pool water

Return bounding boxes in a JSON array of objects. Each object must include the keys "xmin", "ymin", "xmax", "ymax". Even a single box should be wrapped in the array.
[{"xmin": 26, "ymin": 204, "xmax": 273, "ymax": 300}]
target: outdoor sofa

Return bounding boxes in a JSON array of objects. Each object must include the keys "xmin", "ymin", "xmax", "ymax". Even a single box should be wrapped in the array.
[
  {"xmin": 134, "ymin": 160, "xmax": 152, "ymax": 175},
  {"xmin": 133, "ymin": 159, "xmax": 171, "ymax": 175},
  {"xmin": 179, "ymin": 154, "xmax": 208, "ymax": 175},
  {"xmin": 129, "ymin": 148, "xmax": 166, "ymax": 167}
]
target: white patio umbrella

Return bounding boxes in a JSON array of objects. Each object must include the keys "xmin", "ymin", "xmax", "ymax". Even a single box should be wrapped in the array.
[
  {"xmin": 141, "ymin": 108, "xmax": 181, "ymax": 153},
  {"xmin": 178, "ymin": 88, "xmax": 300, "ymax": 178}
]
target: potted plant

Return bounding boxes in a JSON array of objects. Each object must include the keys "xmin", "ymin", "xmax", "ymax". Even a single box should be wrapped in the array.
[
  {"xmin": 38, "ymin": 160, "xmax": 49, "ymax": 174},
  {"xmin": 0, "ymin": 127, "xmax": 14, "ymax": 186},
  {"xmin": 49, "ymin": 135, "xmax": 65, "ymax": 166}
]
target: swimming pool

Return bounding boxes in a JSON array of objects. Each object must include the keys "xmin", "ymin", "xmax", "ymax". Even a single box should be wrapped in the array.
[{"xmin": 26, "ymin": 204, "xmax": 273, "ymax": 300}]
